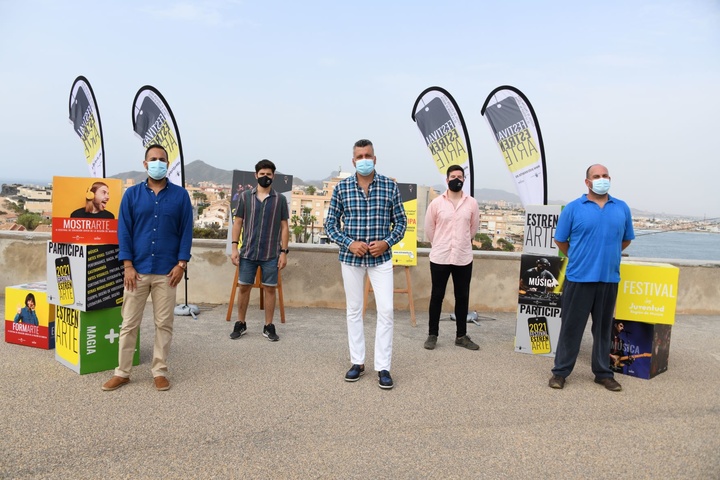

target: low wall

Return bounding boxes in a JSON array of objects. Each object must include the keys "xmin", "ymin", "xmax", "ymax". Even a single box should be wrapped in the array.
[{"xmin": 2, "ymin": 231, "xmax": 719, "ymax": 315}]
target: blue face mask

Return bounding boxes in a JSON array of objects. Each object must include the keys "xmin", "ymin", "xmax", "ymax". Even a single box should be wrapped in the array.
[
  {"xmin": 355, "ymin": 159, "xmax": 375, "ymax": 176},
  {"xmin": 147, "ymin": 160, "xmax": 168, "ymax": 180},
  {"xmin": 591, "ymin": 178, "xmax": 610, "ymax": 195}
]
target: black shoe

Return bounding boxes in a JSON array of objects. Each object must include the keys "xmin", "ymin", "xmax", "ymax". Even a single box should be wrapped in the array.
[
  {"xmin": 230, "ymin": 321, "xmax": 247, "ymax": 339},
  {"xmin": 378, "ymin": 370, "xmax": 394, "ymax": 390},
  {"xmin": 345, "ymin": 364, "xmax": 364, "ymax": 382},
  {"xmin": 548, "ymin": 375, "xmax": 565, "ymax": 389},
  {"xmin": 262, "ymin": 323, "xmax": 279, "ymax": 341},
  {"xmin": 594, "ymin": 377, "xmax": 622, "ymax": 392}
]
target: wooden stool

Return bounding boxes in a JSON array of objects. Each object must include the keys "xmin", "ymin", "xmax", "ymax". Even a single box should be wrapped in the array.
[
  {"xmin": 226, "ymin": 265, "xmax": 285, "ymax": 323},
  {"xmin": 363, "ymin": 265, "xmax": 416, "ymax": 326}
]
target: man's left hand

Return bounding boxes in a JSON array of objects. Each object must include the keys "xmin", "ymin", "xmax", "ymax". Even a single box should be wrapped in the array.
[{"xmin": 368, "ymin": 240, "xmax": 389, "ymax": 257}]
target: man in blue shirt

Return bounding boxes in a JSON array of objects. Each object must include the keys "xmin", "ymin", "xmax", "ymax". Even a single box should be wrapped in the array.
[
  {"xmin": 102, "ymin": 144, "xmax": 193, "ymax": 392},
  {"xmin": 325, "ymin": 139, "xmax": 407, "ymax": 389},
  {"xmin": 549, "ymin": 164, "xmax": 634, "ymax": 392}
]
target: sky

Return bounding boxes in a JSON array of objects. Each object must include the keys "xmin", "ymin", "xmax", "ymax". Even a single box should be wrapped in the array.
[{"xmin": 1, "ymin": 0, "xmax": 719, "ymax": 218}]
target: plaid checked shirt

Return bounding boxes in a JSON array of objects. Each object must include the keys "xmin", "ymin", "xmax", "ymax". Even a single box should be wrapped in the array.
[{"xmin": 325, "ymin": 172, "xmax": 407, "ymax": 266}]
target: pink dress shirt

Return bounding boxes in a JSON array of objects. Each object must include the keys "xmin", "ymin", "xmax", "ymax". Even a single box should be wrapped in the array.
[{"xmin": 424, "ymin": 191, "xmax": 480, "ymax": 266}]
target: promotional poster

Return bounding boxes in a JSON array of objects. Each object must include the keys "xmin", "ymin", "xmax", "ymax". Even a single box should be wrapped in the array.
[
  {"xmin": 55, "ymin": 306, "xmax": 139, "ymax": 375},
  {"xmin": 4, "ymin": 282, "xmax": 55, "ymax": 349},
  {"xmin": 51, "ymin": 176, "xmax": 122, "ymax": 245},
  {"xmin": 611, "ymin": 319, "xmax": 671, "ymax": 379},
  {"xmin": 392, "ymin": 183, "xmax": 417, "ymax": 267},
  {"xmin": 523, "ymin": 204, "xmax": 563, "ymax": 256},
  {"xmin": 515, "ymin": 254, "xmax": 566, "ymax": 356},
  {"xmin": 481, "ymin": 86, "xmax": 547, "ymax": 207},
  {"xmin": 68, "ymin": 76, "xmax": 105, "ymax": 178},
  {"xmin": 46, "ymin": 242, "xmax": 124, "ymax": 312},
  {"xmin": 411, "ymin": 86, "xmax": 474, "ymax": 197},
  {"xmin": 615, "ymin": 262, "xmax": 679, "ymax": 325}
]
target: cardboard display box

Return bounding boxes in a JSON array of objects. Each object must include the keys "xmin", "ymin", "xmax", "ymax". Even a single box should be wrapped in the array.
[
  {"xmin": 55, "ymin": 306, "xmax": 139, "ymax": 375},
  {"xmin": 4, "ymin": 282, "xmax": 56, "ymax": 349},
  {"xmin": 46, "ymin": 241, "xmax": 124, "ymax": 312},
  {"xmin": 522, "ymin": 204, "xmax": 563, "ymax": 256},
  {"xmin": 616, "ymin": 261, "xmax": 679, "ymax": 325},
  {"xmin": 515, "ymin": 254, "xmax": 566, "ymax": 356},
  {"xmin": 611, "ymin": 319, "xmax": 671, "ymax": 379}
]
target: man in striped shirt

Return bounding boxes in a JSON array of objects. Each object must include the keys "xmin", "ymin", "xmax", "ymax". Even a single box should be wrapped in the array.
[
  {"xmin": 325, "ymin": 139, "xmax": 407, "ymax": 389},
  {"xmin": 230, "ymin": 159, "xmax": 289, "ymax": 342}
]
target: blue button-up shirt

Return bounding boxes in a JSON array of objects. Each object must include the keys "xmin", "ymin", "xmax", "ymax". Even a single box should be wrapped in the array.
[
  {"xmin": 325, "ymin": 172, "xmax": 407, "ymax": 266},
  {"xmin": 118, "ymin": 180, "xmax": 193, "ymax": 275}
]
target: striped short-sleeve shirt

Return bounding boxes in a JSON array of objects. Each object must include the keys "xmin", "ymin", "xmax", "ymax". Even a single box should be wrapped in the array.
[{"xmin": 236, "ymin": 187, "xmax": 289, "ymax": 261}]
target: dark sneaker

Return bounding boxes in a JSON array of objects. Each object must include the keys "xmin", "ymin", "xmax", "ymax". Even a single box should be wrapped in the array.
[
  {"xmin": 230, "ymin": 321, "xmax": 247, "ymax": 339},
  {"xmin": 455, "ymin": 335, "xmax": 479, "ymax": 350},
  {"xmin": 345, "ymin": 364, "xmax": 365, "ymax": 382},
  {"xmin": 548, "ymin": 375, "xmax": 565, "ymax": 389},
  {"xmin": 595, "ymin": 377, "xmax": 622, "ymax": 392},
  {"xmin": 424, "ymin": 335, "xmax": 438, "ymax": 350},
  {"xmin": 263, "ymin": 323, "xmax": 279, "ymax": 341},
  {"xmin": 378, "ymin": 370, "xmax": 394, "ymax": 389}
]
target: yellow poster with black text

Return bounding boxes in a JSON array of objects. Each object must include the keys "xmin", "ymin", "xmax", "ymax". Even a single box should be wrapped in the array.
[{"xmin": 392, "ymin": 183, "xmax": 417, "ymax": 267}]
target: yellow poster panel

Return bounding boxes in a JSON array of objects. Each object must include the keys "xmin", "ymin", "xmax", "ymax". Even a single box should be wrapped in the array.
[
  {"xmin": 55, "ymin": 306, "xmax": 81, "ymax": 366},
  {"xmin": 615, "ymin": 262, "xmax": 679, "ymax": 325},
  {"xmin": 393, "ymin": 197, "xmax": 417, "ymax": 267}
]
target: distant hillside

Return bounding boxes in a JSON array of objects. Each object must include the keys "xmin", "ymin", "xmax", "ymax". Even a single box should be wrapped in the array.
[
  {"xmin": 112, "ymin": 161, "xmax": 537, "ymax": 204},
  {"xmin": 111, "ymin": 160, "xmax": 307, "ymax": 186}
]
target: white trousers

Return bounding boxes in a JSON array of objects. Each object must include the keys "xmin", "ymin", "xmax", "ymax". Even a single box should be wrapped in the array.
[{"xmin": 341, "ymin": 261, "xmax": 394, "ymax": 372}]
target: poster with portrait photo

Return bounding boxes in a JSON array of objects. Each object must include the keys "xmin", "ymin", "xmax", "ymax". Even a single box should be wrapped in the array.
[{"xmin": 51, "ymin": 176, "xmax": 122, "ymax": 244}]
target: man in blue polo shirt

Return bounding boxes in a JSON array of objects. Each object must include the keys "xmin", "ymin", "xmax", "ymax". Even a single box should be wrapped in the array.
[{"xmin": 549, "ymin": 164, "xmax": 634, "ymax": 392}]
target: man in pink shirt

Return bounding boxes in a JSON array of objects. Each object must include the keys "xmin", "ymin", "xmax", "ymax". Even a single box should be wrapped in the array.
[{"xmin": 423, "ymin": 165, "xmax": 481, "ymax": 350}]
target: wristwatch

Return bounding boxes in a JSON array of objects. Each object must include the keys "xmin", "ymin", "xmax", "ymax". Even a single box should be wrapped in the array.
[
  {"xmin": 178, "ymin": 261, "xmax": 187, "ymax": 270},
  {"xmin": 280, "ymin": 248, "xmax": 289, "ymax": 254}
]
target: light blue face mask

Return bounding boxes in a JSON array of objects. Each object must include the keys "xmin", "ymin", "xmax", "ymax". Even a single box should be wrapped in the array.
[
  {"xmin": 591, "ymin": 178, "xmax": 610, "ymax": 195},
  {"xmin": 147, "ymin": 160, "xmax": 168, "ymax": 180},
  {"xmin": 355, "ymin": 159, "xmax": 375, "ymax": 176}
]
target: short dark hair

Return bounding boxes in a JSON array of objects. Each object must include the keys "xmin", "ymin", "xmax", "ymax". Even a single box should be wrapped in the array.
[
  {"xmin": 354, "ymin": 139, "xmax": 373, "ymax": 149},
  {"xmin": 446, "ymin": 165, "xmax": 464, "ymax": 178},
  {"xmin": 145, "ymin": 144, "xmax": 168, "ymax": 160},
  {"xmin": 255, "ymin": 159, "xmax": 276, "ymax": 173}
]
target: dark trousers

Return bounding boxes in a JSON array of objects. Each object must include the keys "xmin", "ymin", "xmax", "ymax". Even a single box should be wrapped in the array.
[
  {"xmin": 428, "ymin": 261, "xmax": 473, "ymax": 337},
  {"xmin": 552, "ymin": 280, "xmax": 618, "ymax": 379}
]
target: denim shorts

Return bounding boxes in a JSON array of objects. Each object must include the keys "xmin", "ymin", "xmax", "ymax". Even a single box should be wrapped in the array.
[{"xmin": 239, "ymin": 257, "xmax": 279, "ymax": 286}]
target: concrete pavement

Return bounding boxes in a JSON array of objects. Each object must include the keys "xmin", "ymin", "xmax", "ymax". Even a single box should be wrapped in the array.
[{"xmin": 1, "ymin": 299, "xmax": 718, "ymax": 479}]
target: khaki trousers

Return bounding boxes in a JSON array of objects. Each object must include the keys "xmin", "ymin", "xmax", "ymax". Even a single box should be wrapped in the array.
[{"xmin": 115, "ymin": 274, "xmax": 176, "ymax": 378}]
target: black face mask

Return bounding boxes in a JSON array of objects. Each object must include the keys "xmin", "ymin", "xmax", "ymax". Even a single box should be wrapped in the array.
[
  {"xmin": 257, "ymin": 176, "xmax": 273, "ymax": 188},
  {"xmin": 448, "ymin": 178, "xmax": 463, "ymax": 192}
]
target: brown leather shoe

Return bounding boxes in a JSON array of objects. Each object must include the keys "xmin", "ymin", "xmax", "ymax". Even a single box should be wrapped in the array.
[
  {"xmin": 102, "ymin": 376, "xmax": 129, "ymax": 391},
  {"xmin": 154, "ymin": 376, "xmax": 170, "ymax": 391},
  {"xmin": 548, "ymin": 375, "xmax": 565, "ymax": 389},
  {"xmin": 594, "ymin": 377, "xmax": 622, "ymax": 392}
]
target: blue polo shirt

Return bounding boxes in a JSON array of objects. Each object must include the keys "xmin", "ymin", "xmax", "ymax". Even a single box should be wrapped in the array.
[
  {"xmin": 118, "ymin": 180, "xmax": 194, "ymax": 275},
  {"xmin": 554, "ymin": 194, "xmax": 634, "ymax": 283}
]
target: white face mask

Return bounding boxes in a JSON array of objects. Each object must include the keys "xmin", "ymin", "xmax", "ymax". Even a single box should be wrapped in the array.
[{"xmin": 591, "ymin": 178, "xmax": 610, "ymax": 195}]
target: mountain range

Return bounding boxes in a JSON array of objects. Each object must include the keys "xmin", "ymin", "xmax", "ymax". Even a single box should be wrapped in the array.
[{"xmin": 111, "ymin": 160, "xmax": 538, "ymax": 204}]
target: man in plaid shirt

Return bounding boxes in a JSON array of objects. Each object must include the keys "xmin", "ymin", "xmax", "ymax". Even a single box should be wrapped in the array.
[{"xmin": 325, "ymin": 139, "xmax": 407, "ymax": 389}]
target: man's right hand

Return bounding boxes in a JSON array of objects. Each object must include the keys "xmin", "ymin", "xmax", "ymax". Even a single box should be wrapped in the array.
[
  {"xmin": 124, "ymin": 265, "xmax": 141, "ymax": 292},
  {"xmin": 231, "ymin": 249, "xmax": 240, "ymax": 266},
  {"xmin": 348, "ymin": 241, "xmax": 370, "ymax": 257}
]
